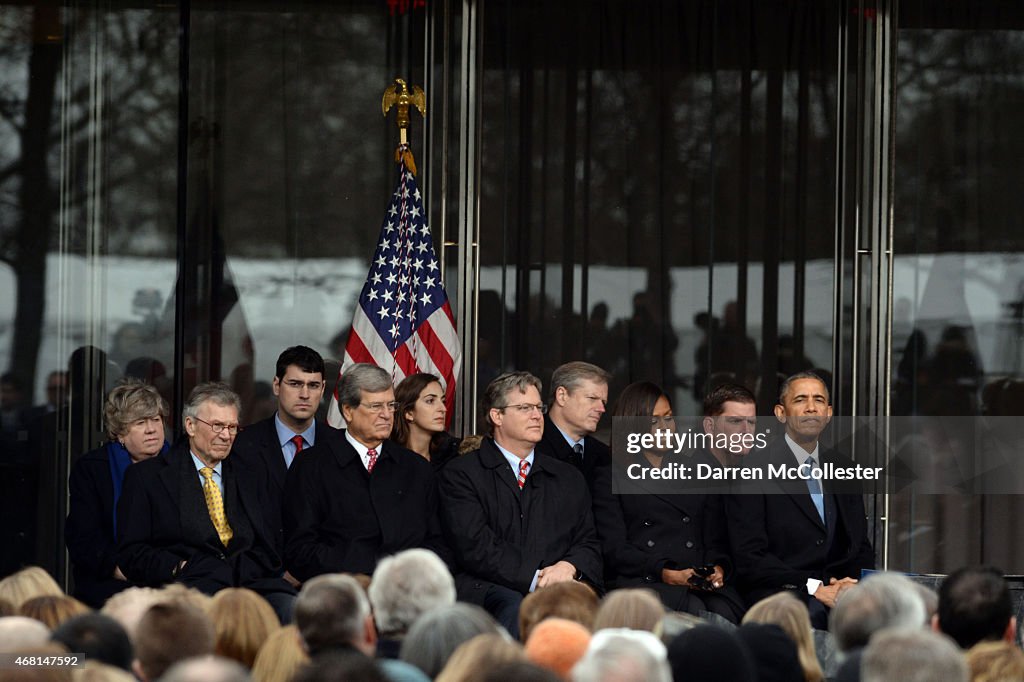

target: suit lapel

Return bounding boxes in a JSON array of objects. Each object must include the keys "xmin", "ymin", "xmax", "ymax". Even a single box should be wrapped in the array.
[
  {"xmin": 481, "ymin": 439, "xmax": 522, "ymax": 497},
  {"xmin": 258, "ymin": 419, "xmax": 289, "ymax": 489}
]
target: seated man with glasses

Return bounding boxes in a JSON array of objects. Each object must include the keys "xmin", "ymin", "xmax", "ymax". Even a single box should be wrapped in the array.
[
  {"xmin": 282, "ymin": 363, "xmax": 450, "ymax": 582},
  {"xmin": 439, "ymin": 371, "xmax": 603, "ymax": 638},
  {"xmin": 117, "ymin": 382, "xmax": 295, "ymax": 622}
]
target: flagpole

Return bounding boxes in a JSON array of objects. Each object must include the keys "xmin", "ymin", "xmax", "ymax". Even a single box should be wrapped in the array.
[{"xmin": 382, "ymin": 77, "xmax": 425, "ymax": 175}]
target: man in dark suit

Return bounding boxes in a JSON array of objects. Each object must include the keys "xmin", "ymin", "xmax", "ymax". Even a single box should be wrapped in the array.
[
  {"xmin": 725, "ymin": 371, "xmax": 875, "ymax": 629},
  {"xmin": 282, "ymin": 363, "xmax": 448, "ymax": 582},
  {"xmin": 116, "ymin": 382, "xmax": 295, "ymax": 621},
  {"xmin": 440, "ymin": 371, "xmax": 602, "ymax": 638},
  {"xmin": 232, "ymin": 346, "xmax": 340, "ymax": 568}
]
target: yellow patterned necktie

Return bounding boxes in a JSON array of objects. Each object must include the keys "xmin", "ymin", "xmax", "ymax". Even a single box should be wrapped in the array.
[{"xmin": 199, "ymin": 466, "xmax": 233, "ymax": 547}]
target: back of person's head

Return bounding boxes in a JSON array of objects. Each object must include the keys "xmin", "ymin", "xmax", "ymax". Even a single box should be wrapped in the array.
[
  {"xmin": 250, "ymin": 625, "xmax": 309, "ymax": 682},
  {"xmin": 70, "ymin": 660, "xmax": 135, "ymax": 682},
  {"xmin": 0, "ymin": 615, "xmax": 51, "ymax": 653},
  {"xmin": 570, "ymin": 629, "xmax": 670, "ymax": 682},
  {"xmin": 0, "ymin": 597, "xmax": 15, "ymax": 616},
  {"xmin": 368, "ymin": 549, "xmax": 455, "ymax": 638},
  {"xmin": 862, "ymin": 628, "xmax": 967, "ymax": 682},
  {"xmin": 133, "ymin": 601, "xmax": 215, "ymax": 681},
  {"xmin": 743, "ymin": 592, "xmax": 823, "ymax": 682},
  {"xmin": 938, "ymin": 566, "xmax": 1014, "ymax": 649},
  {"xmin": 294, "ymin": 574, "xmax": 371, "ymax": 656},
  {"xmin": 525, "ymin": 618, "xmax": 591, "ymax": 678},
  {"xmin": 293, "ymin": 650, "xmax": 388, "ymax": 682},
  {"xmin": 160, "ymin": 655, "xmax": 251, "ymax": 682},
  {"xmin": 966, "ymin": 640, "xmax": 1024, "ymax": 682},
  {"xmin": 400, "ymin": 603, "xmax": 503, "ymax": 678},
  {"xmin": 481, "ymin": 660, "xmax": 561, "ymax": 682},
  {"xmin": 1, "ymin": 643, "xmax": 71, "ymax": 681},
  {"xmin": 19, "ymin": 595, "xmax": 90, "ymax": 630},
  {"xmin": 667, "ymin": 625, "xmax": 756, "ymax": 682},
  {"xmin": 51, "ymin": 613, "xmax": 133, "ymax": 671},
  {"xmin": 735, "ymin": 623, "xmax": 805, "ymax": 682},
  {"xmin": 436, "ymin": 634, "xmax": 525, "ymax": 682},
  {"xmin": 830, "ymin": 572, "xmax": 927, "ymax": 652},
  {"xmin": 0, "ymin": 567, "xmax": 63, "ymax": 609},
  {"xmin": 157, "ymin": 583, "xmax": 214, "ymax": 614},
  {"xmin": 592, "ymin": 589, "xmax": 665, "ymax": 634},
  {"xmin": 518, "ymin": 581, "xmax": 599, "ymax": 642},
  {"xmin": 209, "ymin": 588, "xmax": 280, "ymax": 668},
  {"xmin": 100, "ymin": 587, "xmax": 161, "ymax": 642}
]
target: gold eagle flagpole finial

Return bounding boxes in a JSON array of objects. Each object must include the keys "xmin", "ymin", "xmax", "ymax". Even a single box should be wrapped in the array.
[{"xmin": 382, "ymin": 77, "xmax": 426, "ymax": 175}]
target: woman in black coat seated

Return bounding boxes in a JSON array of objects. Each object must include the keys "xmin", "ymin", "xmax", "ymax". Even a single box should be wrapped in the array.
[
  {"xmin": 605, "ymin": 381, "xmax": 744, "ymax": 622},
  {"xmin": 65, "ymin": 379, "xmax": 168, "ymax": 607},
  {"xmin": 391, "ymin": 372, "xmax": 460, "ymax": 470}
]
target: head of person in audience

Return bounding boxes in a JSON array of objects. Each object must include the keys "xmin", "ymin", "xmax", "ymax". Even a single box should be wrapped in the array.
[
  {"xmin": 481, "ymin": 660, "xmax": 561, "ymax": 682},
  {"xmin": 612, "ymin": 381, "xmax": 675, "ymax": 464},
  {"xmin": 743, "ymin": 592, "xmax": 823, "ymax": 682},
  {"xmin": 830, "ymin": 571, "xmax": 928, "ymax": 653},
  {"xmin": 209, "ymin": 588, "xmax": 280, "ymax": 669},
  {"xmin": 518, "ymin": 581, "xmax": 599, "ymax": 643},
  {"xmin": 293, "ymin": 649, "xmax": 389, "ymax": 682},
  {"xmin": 19, "ymin": 594, "xmax": 90, "ymax": 631},
  {"xmin": 294, "ymin": 574, "xmax": 375, "ymax": 657},
  {"xmin": 862, "ymin": 628, "xmax": 968, "ymax": 682},
  {"xmin": 392, "ymin": 373, "xmax": 448, "ymax": 460},
  {"xmin": 400, "ymin": 603, "xmax": 504, "ymax": 679},
  {"xmin": 160, "ymin": 655, "xmax": 251, "ymax": 682},
  {"xmin": 0, "ymin": 616, "xmax": 52, "ymax": 653},
  {"xmin": 702, "ymin": 382, "xmax": 758, "ymax": 467},
  {"xmin": 182, "ymin": 382, "xmax": 242, "ymax": 468},
  {"xmin": 0, "ymin": 567, "xmax": 63, "ymax": 610},
  {"xmin": 105, "ymin": 379, "xmax": 169, "ymax": 463},
  {"xmin": 52, "ymin": 613, "xmax": 133, "ymax": 671},
  {"xmin": 132, "ymin": 601, "xmax": 215, "ymax": 682},
  {"xmin": 436, "ymin": 633, "xmax": 525, "ymax": 682},
  {"xmin": 525, "ymin": 618, "xmax": 591, "ymax": 679},
  {"xmin": 272, "ymin": 346, "xmax": 325, "ymax": 433},
  {"xmin": 667, "ymin": 625, "xmax": 756, "ymax": 682},
  {"xmin": 571, "ymin": 628, "xmax": 670, "ymax": 682},
  {"xmin": 368, "ymin": 549, "xmax": 455, "ymax": 642},
  {"xmin": 547, "ymin": 362, "xmax": 611, "ymax": 442},
  {"xmin": 484, "ymin": 372, "xmax": 546, "ymax": 457},
  {"xmin": 936, "ymin": 566, "xmax": 1016, "ymax": 649},
  {"xmin": 735, "ymin": 623, "xmax": 805, "ymax": 682},
  {"xmin": 337, "ymin": 364, "xmax": 397, "ymax": 449},
  {"xmin": 966, "ymin": 640, "xmax": 1024, "ymax": 682},
  {"xmin": 775, "ymin": 372, "xmax": 832, "ymax": 452},
  {"xmin": 251, "ymin": 625, "xmax": 309, "ymax": 682},
  {"xmin": 100, "ymin": 587, "xmax": 162, "ymax": 643},
  {"xmin": 592, "ymin": 589, "xmax": 665, "ymax": 635}
]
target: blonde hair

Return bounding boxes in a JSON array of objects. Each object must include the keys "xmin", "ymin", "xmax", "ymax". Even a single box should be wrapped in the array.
[
  {"xmin": 72, "ymin": 661, "xmax": 135, "ymax": 682},
  {"xmin": 593, "ymin": 589, "xmax": 665, "ymax": 634},
  {"xmin": 0, "ymin": 566, "xmax": 63, "ymax": 609},
  {"xmin": 436, "ymin": 634, "xmax": 525, "ymax": 682},
  {"xmin": 209, "ymin": 588, "xmax": 280, "ymax": 668},
  {"xmin": 20, "ymin": 595, "xmax": 90, "ymax": 630},
  {"xmin": 743, "ymin": 592, "xmax": 824, "ymax": 682},
  {"xmin": 966, "ymin": 640, "xmax": 1024, "ymax": 682},
  {"xmin": 518, "ymin": 581, "xmax": 599, "ymax": 642},
  {"xmin": 251, "ymin": 625, "xmax": 309, "ymax": 682},
  {"xmin": 100, "ymin": 587, "xmax": 162, "ymax": 640},
  {"xmin": 104, "ymin": 379, "xmax": 169, "ymax": 440}
]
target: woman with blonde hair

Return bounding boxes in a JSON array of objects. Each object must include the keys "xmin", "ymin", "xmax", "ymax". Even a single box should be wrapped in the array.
[
  {"xmin": 0, "ymin": 566, "xmax": 63, "ymax": 609},
  {"xmin": 209, "ymin": 588, "xmax": 281, "ymax": 668},
  {"xmin": 436, "ymin": 634, "xmax": 525, "ymax": 682},
  {"xmin": 19, "ymin": 594, "xmax": 90, "ymax": 629},
  {"xmin": 251, "ymin": 625, "xmax": 309, "ymax": 682},
  {"xmin": 593, "ymin": 588, "xmax": 666, "ymax": 634},
  {"xmin": 742, "ymin": 592, "xmax": 824, "ymax": 682}
]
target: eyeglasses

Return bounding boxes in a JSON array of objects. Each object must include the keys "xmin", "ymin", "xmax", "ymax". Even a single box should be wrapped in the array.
[
  {"xmin": 193, "ymin": 417, "xmax": 241, "ymax": 435},
  {"xmin": 498, "ymin": 403, "xmax": 548, "ymax": 415},
  {"xmin": 282, "ymin": 379, "xmax": 324, "ymax": 392},
  {"xmin": 360, "ymin": 401, "xmax": 400, "ymax": 414}
]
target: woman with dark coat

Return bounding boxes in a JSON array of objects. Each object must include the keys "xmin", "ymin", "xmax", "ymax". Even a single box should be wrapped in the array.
[
  {"xmin": 604, "ymin": 381, "xmax": 744, "ymax": 622},
  {"xmin": 391, "ymin": 373, "xmax": 460, "ymax": 471},
  {"xmin": 65, "ymin": 379, "xmax": 168, "ymax": 607}
]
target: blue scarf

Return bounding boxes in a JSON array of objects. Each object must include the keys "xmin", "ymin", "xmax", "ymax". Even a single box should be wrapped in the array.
[{"xmin": 108, "ymin": 440, "xmax": 169, "ymax": 536}]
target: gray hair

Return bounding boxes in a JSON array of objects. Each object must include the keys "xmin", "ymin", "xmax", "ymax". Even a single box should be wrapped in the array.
[
  {"xmin": 161, "ymin": 655, "xmax": 251, "ymax": 682},
  {"xmin": 549, "ymin": 362, "xmax": 612, "ymax": 401},
  {"xmin": 0, "ymin": 616, "xmax": 51, "ymax": 653},
  {"xmin": 294, "ymin": 574, "xmax": 369, "ymax": 655},
  {"xmin": 181, "ymin": 382, "xmax": 241, "ymax": 428},
  {"xmin": 337, "ymin": 363, "xmax": 393, "ymax": 409},
  {"xmin": 778, "ymin": 371, "xmax": 830, "ymax": 405},
  {"xmin": 400, "ymin": 603, "xmax": 504, "ymax": 678},
  {"xmin": 368, "ymin": 549, "xmax": 455, "ymax": 638},
  {"xmin": 831, "ymin": 572, "xmax": 928, "ymax": 652},
  {"xmin": 483, "ymin": 372, "xmax": 543, "ymax": 436},
  {"xmin": 572, "ymin": 629, "xmax": 671, "ymax": 682},
  {"xmin": 104, "ymin": 379, "xmax": 169, "ymax": 440},
  {"xmin": 862, "ymin": 628, "xmax": 967, "ymax": 682}
]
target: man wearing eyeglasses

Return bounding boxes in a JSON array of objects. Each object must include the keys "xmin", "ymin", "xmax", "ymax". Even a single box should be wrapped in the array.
[
  {"xmin": 233, "ymin": 346, "xmax": 339, "ymax": 567},
  {"xmin": 117, "ymin": 382, "xmax": 295, "ymax": 622},
  {"xmin": 282, "ymin": 363, "xmax": 450, "ymax": 583},
  {"xmin": 439, "ymin": 371, "xmax": 602, "ymax": 638}
]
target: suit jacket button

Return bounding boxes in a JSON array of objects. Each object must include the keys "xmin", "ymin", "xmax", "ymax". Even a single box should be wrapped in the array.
[
  {"xmin": 218, "ymin": 553, "xmax": 226, "ymax": 560},
  {"xmin": 685, "ymin": 541, "xmax": 694, "ymax": 549},
  {"xmin": 643, "ymin": 519, "xmax": 652, "ymax": 526},
  {"xmin": 646, "ymin": 540, "xmax": 655, "ymax": 548},
  {"xmin": 644, "ymin": 576, "xmax": 653, "ymax": 582},
  {"xmin": 816, "ymin": 539, "xmax": 824, "ymax": 546},
  {"xmin": 682, "ymin": 516, "xmax": 690, "ymax": 523}
]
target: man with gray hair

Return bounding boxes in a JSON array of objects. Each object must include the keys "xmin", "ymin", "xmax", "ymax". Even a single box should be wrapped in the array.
[
  {"xmin": 283, "ymin": 363, "xmax": 449, "ymax": 581},
  {"xmin": 368, "ymin": 548, "xmax": 455, "ymax": 658},
  {"xmin": 440, "ymin": 371, "xmax": 602, "ymax": 638},
  {"xmin": 861, "ymin": 628, "xmax": 967, "ymax": 682},
  {"xmin": 117, "ymin": 382, "xmax": 295, "ymax": 621},
  {"xmin": 295, "ymin": 573, "xmax": 377, "ymax": 656},
  {"xmin": 571, "ymin": 629, "xmax": 671, "ymax": 682}
]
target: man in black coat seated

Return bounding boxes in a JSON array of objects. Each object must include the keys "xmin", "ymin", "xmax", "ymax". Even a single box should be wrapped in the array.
[
  {"xmin": 440, "ymin": 371, "xmax": 602, "ymax": 638},
  {"xmin": 116, "ymin": 382, "xmax": 295, "ymax": 621},
  {"xmin": 283, "ymin": 363, "xmax": 449, "ymax": 581},
  {"xmin": 725, "ymin": 371, "xmax": 875, "ymax": 629}
]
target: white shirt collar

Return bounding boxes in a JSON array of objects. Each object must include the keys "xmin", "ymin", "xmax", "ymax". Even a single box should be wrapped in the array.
[
  {"xmin": 784, "ymin": 432, "xmax": 820, "ymax": 467},
  {"xmin": 345, "ymin": 429, "xmax": 381, "ymax": 471}
]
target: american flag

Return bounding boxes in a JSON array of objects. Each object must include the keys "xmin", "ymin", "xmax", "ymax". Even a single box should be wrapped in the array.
[{"xmin": 327, "ymin": 151, "xmax": 462, "ymax": 426}]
